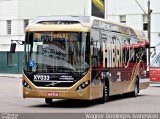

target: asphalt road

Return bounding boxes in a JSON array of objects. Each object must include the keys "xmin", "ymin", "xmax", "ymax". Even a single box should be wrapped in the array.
[{"xmin": 0, "ymin": 77, "xmax": 160, "ymax": 113}]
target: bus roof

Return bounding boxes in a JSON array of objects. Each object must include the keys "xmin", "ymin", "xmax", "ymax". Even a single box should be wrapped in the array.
[
  {"xmin": 90, "ymin": 16, "xmax": 147, "ymax": 40},
  {"xmin": 31, "ymin": 16, "xmax": 90, "ymax": 26},
  {"xmin": 26, "ymin": 24, "xmax": 90, "ymax": 32},
  {"xmin": 26, "ymin": 16, "xmax": 147, "ymax": 40}
]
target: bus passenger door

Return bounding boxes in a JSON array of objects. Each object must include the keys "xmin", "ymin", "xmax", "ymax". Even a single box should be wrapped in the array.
[{"xmin": 91, "ymin": 40, "xmax": 104, "ymax": 99}]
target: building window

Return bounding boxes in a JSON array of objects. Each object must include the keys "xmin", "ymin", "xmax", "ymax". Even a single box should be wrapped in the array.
[
  {"xmin": 7, "ymin": 20, "xmax": 11, "ymax": 35},
  {"xmin": 120, "ymin": 15, "xmax": 126, "ymax": 24},
  {"xmin": 143, "ymin": 15, "xmax": 148, "ymax": 31},
  {"xmin": 7, "ymin": 52, "xmax": 12, "ymax": 65},
  {"xmin": 24, "ymin": 19, "xmax": 29, "ymax": 30}
]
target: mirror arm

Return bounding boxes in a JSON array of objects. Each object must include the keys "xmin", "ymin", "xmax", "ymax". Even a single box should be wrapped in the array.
[
  {"xmin": 11, "ymin": 40, "xmax": 25, "ymax": 45},
  {"xmin": 150, "ymin": 46, "xmax": 155, "ymax": 49}
]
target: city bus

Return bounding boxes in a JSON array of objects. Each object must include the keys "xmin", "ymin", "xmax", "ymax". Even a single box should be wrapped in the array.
[{"xmin": 18, "ymin": 16, "xmax": 150, "ymax": 104}]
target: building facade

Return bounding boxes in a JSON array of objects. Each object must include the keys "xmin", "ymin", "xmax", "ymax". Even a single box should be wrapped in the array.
[
  {"xmin": 106, "ymin": 0, "xmax": 160, "ymax": 47},
  {"xmin": 0, "ymin": 0, "xmax": 23, "ymax": 73}
]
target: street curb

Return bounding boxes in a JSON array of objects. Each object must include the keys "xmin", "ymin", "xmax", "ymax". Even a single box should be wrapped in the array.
[
  {"xmin": 0, "ymin": 76, "xmax": 22, "ymax": 78},
  {"xmin": 0, "ymin": 74, "xmax": 22, "ymax": 78}
]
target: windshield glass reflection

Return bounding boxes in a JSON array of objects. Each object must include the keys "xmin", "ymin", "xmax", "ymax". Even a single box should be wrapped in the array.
[{"xmin": 24, "ymin": 32, "xmax": 90, "ymax": 73}]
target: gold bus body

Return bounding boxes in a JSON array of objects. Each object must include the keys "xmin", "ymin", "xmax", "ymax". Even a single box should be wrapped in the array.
[{"xmin": 23, "ymin": 16, "xmax": 150, "ymax": 101}]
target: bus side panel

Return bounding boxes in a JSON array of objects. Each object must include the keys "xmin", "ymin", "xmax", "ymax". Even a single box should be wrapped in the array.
[{"xmin": 90, "ymin": 27, "xmax": 149, "ymax": 99}]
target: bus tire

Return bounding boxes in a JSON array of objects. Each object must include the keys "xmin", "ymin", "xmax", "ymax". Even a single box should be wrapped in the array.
[
  {"xmin": 99, "ymin": 80, "xmax": 109, "ymax": 104},
  {"xmin": 131, "ymin": 78, "xmax": 139, "ymax": 97},
  {"xmin": 45, "ymin": 98, "xmax": 53, "ymax": 104}
]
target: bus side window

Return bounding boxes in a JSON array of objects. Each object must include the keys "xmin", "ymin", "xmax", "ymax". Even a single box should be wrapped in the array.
[
  {"xmin": 92, "ymin": 41, "xmax": 99, "ymax": 68},
  {"xmin": 99, "ymin": 41, "xmax": 104, "ymax": 64}
]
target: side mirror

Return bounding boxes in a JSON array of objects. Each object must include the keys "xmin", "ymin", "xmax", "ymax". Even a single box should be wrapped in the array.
[
  {"xmin": 145, "ymin": 43, "xmax": 150, "ymax": 48},
  {"xmin": 10, "ymin": 43, "xmax": 16, "ymax": 53},
  {"xmin": 10, "ymin": 40, "xmax": 25, "ymax": 53}
]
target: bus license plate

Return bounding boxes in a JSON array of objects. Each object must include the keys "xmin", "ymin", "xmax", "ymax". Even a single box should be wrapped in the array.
[{"xmin": 47, "ymin": 92, "xmax": 59, "ymax": 97}]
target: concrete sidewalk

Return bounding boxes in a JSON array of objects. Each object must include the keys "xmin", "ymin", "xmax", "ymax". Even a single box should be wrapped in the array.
[{"xmin": 0, "ymin": 73, "xmax": 22, "ymax": 78}]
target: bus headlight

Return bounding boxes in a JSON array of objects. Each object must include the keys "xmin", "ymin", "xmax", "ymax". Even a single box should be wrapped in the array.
[
  {"xmin": 22, "ymin": 80, "xmax": 31, "ymax": 90},
  {"xmin": 76, "ymin": 80, "xmax": 90, "ymax": 91}
]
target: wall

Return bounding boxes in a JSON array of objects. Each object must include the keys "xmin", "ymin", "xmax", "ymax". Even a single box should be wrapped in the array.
[
  {"xmin": 0, "ymin": 52, "xmax": 24, "ymax": 73},
  {"xmin": 106, "ymin": 0, "xmax": 160, "ymax": 47},
  {"xmin": 19, "ymin": 0, "xmax": 91, "ymax": 19}
]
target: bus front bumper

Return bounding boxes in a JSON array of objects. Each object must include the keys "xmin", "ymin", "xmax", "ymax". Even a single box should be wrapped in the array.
[{"xmin": 23, "ymin": 85, "xmax": 91, "ymax": 100}]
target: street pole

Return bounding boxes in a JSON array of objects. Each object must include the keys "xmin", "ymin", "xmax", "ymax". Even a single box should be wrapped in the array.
[{"xmin": 148, "ymin": 0, "xmax": 152, "ymax": 70}]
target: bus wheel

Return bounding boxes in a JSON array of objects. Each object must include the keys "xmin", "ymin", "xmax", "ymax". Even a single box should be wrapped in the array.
[
  {"xmin": 45, "ymin": 98, "xmax": 53, "ymax": 104},
  {"xmin": 131, "ymin": 79, "xmax": 139, "ymax": 97},
  {"xmin": 100, "ymin": 81, "xmax": 109, "ymax": 104}
]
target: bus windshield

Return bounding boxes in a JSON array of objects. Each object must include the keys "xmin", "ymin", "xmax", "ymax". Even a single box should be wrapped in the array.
[{"xmin": 24, "ymin": 32, "xmax": 90, "ymax": 73}]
